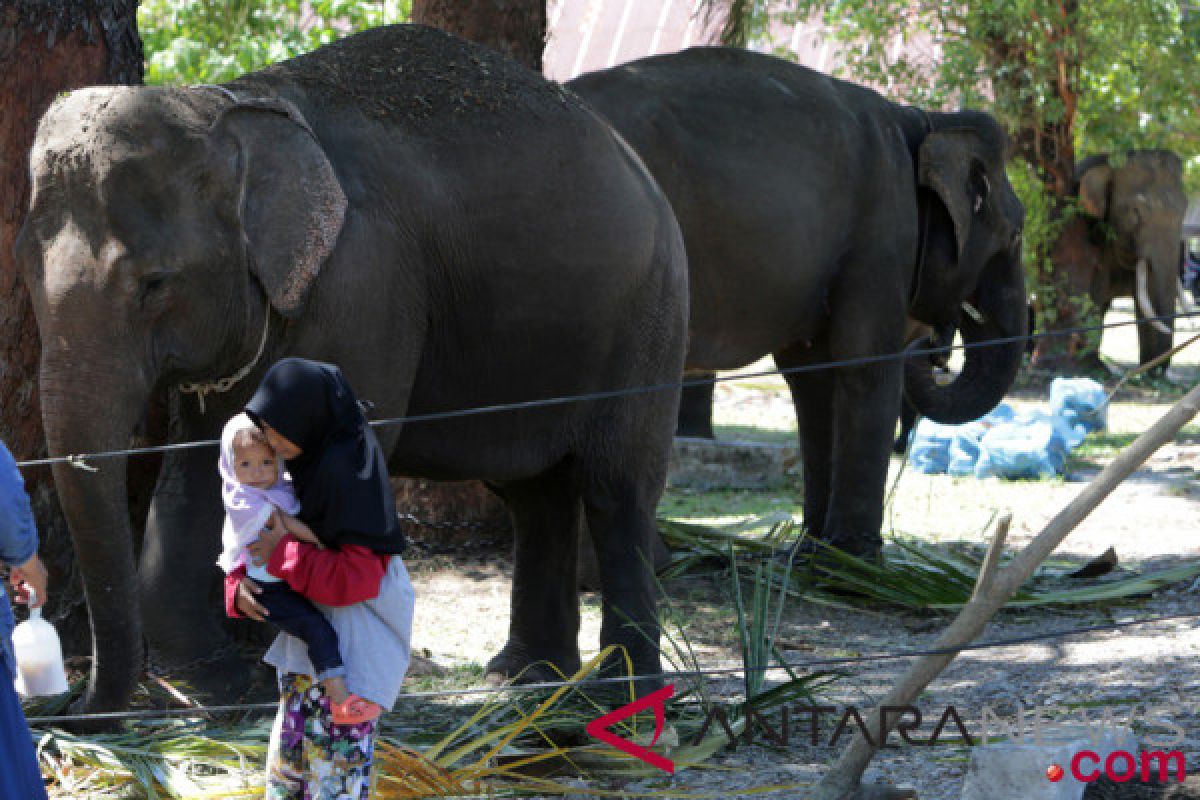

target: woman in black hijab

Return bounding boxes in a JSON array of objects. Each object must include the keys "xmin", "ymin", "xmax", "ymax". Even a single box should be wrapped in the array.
[
  {"xmin": 234, "ymin": 357, "xmax": 415, "ymax": 798},
  {"xmin": 244, "ymin": 358, "xmax": 406, "ymax": 554}
]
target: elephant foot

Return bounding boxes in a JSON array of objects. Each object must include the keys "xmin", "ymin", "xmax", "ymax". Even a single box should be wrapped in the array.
[
  {"xmin": 484, "ymin": 643, "xmax": 582, "ymax": 687},
  {"xmin": 63, "ymin": 693, "xmax": 126, "ymax": 733},
  {"xmin": 587, "ymin": 649, "xmax": 664, "ymax": 707},
  {"xmin": 146, "ymin": 645, "xmax": 258, "ymax": 705},
  {"xmin": 817, "ymin": 530, "xmax": 883, "ymax": 562}
]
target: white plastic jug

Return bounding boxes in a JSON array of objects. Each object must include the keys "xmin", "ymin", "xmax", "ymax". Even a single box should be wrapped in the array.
[{"xmin": 12, "ymin": 590, "xmax": 69, "ymax": 697}]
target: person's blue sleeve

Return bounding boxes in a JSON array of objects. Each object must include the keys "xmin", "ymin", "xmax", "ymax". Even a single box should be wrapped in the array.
[{"xmin": 0, "ymin": 441, "xmax": 38, "ymax": 567}]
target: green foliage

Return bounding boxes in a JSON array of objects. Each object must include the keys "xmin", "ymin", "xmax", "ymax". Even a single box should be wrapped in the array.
[
  {"xmin": 1009, "ymin": 160, "xmax": 1066, "ymax": 326},
  {"xmin": 708, "ymin": 0, "xmax": 774, "ymax": 48},
  {"xmin": 661, "ymin": 513, "xmax": 1200, "ymax": 611},
  {"xmin": 138, "ymin": 0, "xmax": 410, "ymax": 85},
  {"xmin": 770, "ymin": 1, "xmax": 1200, "ymax": 179}
]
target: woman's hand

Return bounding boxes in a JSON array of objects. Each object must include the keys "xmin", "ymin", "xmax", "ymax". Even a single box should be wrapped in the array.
[
  {"xmin": 247, "ymin": 515, "xmax": 286, "ymax": 566},
  {"xmin": 234, "ymin": 576, "xmax": 268, "ymax": 621},
  {"xmin": 10, "ymin": 553, "xmax": 48, "ymax": 608}
]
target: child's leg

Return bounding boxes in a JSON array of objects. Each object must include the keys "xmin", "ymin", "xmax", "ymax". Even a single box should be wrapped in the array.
[
  {"xmin": 255, "ymin": 584, "xmax": 381, "ymax": 725},
  {"xmin": 254, "ymin": 583, "xmax": 347, "ymax": 689},
  {"xmin": 322, "ymin": 675, "xmax": 349, "ymax": 705}
]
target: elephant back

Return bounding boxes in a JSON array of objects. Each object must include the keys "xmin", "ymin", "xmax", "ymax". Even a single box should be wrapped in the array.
[{"xmin": 231, "ymin": 25, "xmax": 586, "ymax": 141}]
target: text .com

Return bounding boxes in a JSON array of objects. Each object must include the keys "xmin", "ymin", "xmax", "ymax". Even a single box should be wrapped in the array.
[{"xmin": 1050, "ymin": 750, "xmax": 1187, "ymax": 784}]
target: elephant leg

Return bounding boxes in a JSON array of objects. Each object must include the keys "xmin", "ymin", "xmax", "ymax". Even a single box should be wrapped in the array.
[
  {"xmin": 485, "ymin": 463, "xmax": 584, "ymax": 683},
  {"xmin": 138, "ymin": 432, "xmax": 246, "ymax": 699},
  {"xmin": 894, "ymin": 399, "xmax": 919, "ymax": 455},
  {"xmin": 820, "ymin": 356, "xmax": 903, "ymax": 557},
  {"xmin": 1135, "ymin": 300, "xmax": 1174, "ymax": 375},
  {"xmin": 579, "ymin": 460, "xmax": 666, "ymax": 697},
  {"xmin": 676, "ymin": 373, "xmax": 716, "ymax": 438},
  {"xmin": 775, "ymin": 339, "xmax": 834, "ymax": 542}
]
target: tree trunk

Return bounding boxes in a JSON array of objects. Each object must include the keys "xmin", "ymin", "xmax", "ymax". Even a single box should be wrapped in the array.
[
  {"xmin": 411, "ymin": 0, "xmax": 547, "ymax": 73},
  {"xmin": 980, "ymin": 0, "xmax": 1094, "ymax": 374},
  {"xmin": 0, "ymin": 0, "xmax": 144, "ymax": 655},
  {"xmin": 1032, "ymin": 212, "xmax": 1108, "ymax": 374}
]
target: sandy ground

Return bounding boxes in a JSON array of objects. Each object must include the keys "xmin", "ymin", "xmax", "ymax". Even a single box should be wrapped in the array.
[{"xmin": 403, "ymin": 303, "xmax": 1200, "ymax": 799}]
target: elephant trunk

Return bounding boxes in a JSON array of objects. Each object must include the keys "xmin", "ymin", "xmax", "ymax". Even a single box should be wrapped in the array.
[
  {"xmin": 904, "ymin": 249, "xmax": 1027, "ymax": 424},
  {"xmin": 40, "ymin": 353, "xmax": 149, "ymax": 713}
]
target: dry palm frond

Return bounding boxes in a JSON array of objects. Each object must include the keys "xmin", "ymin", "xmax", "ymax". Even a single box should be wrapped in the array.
[{"xmin": 38, "ymin": 722, "xmax": 268, "ymax": 798}]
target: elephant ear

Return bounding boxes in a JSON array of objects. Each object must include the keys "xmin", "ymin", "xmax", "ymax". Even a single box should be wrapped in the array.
[
  {"xmin": 917, "ymin": 129, "xmax": 982, "ymax": 264},
  {"xmin": 1078, "ymin": 162, "xmax": 1113, "ymax": 219},
  {"xmin": 210, "ymin": 96, "xmax": 346, "ymax": 318}
]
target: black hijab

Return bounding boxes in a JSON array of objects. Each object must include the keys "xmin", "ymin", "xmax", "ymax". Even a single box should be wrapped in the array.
[{"xmin": 245, "ymin": 358, "xmax": 405, "ymax": 554}]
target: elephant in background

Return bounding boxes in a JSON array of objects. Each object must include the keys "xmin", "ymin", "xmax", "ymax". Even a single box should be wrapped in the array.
[
  {"xmin": 1047, "ymin": 150, "xmax": 1187, "ymax": 373},
  {"xmin": 16, "ymin": 25, "xmax": 688, "ymax": 712},
  {"xmin": 569, "ymin": 48, "xmax": 1027, "ymax": 558}
]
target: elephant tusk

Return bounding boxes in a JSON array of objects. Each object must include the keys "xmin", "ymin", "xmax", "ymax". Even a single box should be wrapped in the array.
[
  {"xmin": 1136, "ymin": 258, "xmax": 1172, "ymax": 336},
  {"xmin": 1178, "ymin": 276, "xmax": 1195, "ymax": 314},
  {"xmin": 961, "ymin": 301, "xmax": 985, "ymax": 325}
]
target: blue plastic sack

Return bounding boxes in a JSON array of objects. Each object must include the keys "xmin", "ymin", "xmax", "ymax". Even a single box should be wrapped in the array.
[
  {"xmin": 947, "ymin": 421, "xmax": 989, "ymax": 476},
  {"xmin": 974, "ymin": 413, "xmax": 1070, "ymax": 479},
  {"xmin": 908, "ymin": 404, "xmax": 1016, "ymax": 476},
  {"xmin": 909, "ymin": 419, "xmax": 956, "ymax": 474},
  {"xmin": 1050, "ymin": 377, "xmax": 1108, "ymax": 434}
]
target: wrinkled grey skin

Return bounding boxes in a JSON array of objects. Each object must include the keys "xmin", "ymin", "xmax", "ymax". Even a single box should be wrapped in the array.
[
  {"xmin": 1075, "ymin": 151, "xmax": 1188, "ymax": 372},
  {"xmin": 569, "ymin": 48, "xmax": 1027, "ymax": 557},
  {"xmin": 15, "ymin": 25, "xmax": 688, "ymax": 712}
]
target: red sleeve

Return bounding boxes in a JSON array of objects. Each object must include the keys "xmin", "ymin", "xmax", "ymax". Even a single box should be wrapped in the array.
[
  {"xmin": 266, "ymin": 535, "xmax": 388, "ymax": 607},
  {"xmin": 224, "ymin": 564, "xmax": 248, "ymax": 619}
]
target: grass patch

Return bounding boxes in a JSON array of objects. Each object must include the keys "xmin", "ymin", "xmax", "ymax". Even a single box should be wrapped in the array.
[{"xmin": 658, "ymin": 488, "xmax": 803, "ymax": 524}]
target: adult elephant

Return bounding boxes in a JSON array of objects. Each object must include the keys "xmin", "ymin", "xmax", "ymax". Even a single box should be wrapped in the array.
[
  {"xmin": 569, "ymin": 48, "xmax": 1027, "ymax": 557},
  {"xmin": 15, "ymin": 25, "xmax": 688, "ymax": 712},
  {"xmin": 1050, "ymin": 151, "xmax": 1188, "ymax": 373}
]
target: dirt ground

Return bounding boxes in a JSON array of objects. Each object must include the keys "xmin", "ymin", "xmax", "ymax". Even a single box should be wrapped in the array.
[{"xmin": 403, "ymin": 303, "xmax": 1200, "ymax": 799}]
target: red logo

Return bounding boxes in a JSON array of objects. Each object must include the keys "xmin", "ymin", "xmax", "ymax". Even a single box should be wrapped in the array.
[
  {"xmin": 1070, "ymin": 750, "xmax": 1187, "ymax": 783},
  {"xmin": 1046, "ymin": 764, "xmax": 1065, "ymax": 782},
  {"xmin": 585, "ymin": 684, "xmax": 675, "ymax": 773}
]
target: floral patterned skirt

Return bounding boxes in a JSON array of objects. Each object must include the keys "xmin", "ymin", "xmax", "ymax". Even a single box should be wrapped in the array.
[{"xmin": 265, "ymin": 674, "xmax": 378, "ymax": 800}]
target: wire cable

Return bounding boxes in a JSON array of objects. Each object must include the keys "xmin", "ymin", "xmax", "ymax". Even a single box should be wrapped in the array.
[
  {"xmin": 25, "ymin": 608, "xmax": 1200, "ymax": 724},
  {"xmin": 16, "ymin": 308, "xmax": 1200, "ymax": 469}
]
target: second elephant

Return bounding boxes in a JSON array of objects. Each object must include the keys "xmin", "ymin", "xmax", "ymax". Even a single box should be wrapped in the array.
[
  {"xmin": 569, "ymin": 48, "xmax": 1028, "ymax": 557},
  {"xmin": 1045, "ymin": 151, "xmax": 1188, "ymax": 373}
]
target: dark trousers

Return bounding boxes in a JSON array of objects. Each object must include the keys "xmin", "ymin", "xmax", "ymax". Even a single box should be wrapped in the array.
[
  {"xmin": 0, "ymin": 649, "xmax": 48, "ymax": 800},
  {"xmin": 257, "ymin": 581, "xmax": 344, "ymax": 677}
]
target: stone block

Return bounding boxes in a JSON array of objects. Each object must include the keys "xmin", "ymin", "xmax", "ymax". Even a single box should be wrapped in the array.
[
  {"xmin": 962, "ymin": 725, "xmax": 1138, "ymax": 800},
  {"xmin": 667, "ymin": 437, "xmax": 800, "ymax": 491}
]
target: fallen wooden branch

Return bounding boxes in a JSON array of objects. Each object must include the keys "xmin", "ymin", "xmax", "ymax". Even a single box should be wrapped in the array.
[{"xmin": 814, "ymin": 381, "xmax": 1200, "ymax": 800}]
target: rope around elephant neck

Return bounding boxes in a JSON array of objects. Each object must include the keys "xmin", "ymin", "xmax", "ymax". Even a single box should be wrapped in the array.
[{"xmin": 178, "ymin": 311, "xmax": 270, "ymax": 414}]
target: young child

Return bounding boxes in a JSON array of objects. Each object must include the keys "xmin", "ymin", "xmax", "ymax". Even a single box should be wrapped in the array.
[{"xmin": 216, "ymin": 413, "xmax": 381, "ymax": 725}]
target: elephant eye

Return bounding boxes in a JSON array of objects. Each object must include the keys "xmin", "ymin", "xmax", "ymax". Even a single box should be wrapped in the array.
[{"xmin": 138, "ymin": 270, "xmax": 175, "ymax": 302}]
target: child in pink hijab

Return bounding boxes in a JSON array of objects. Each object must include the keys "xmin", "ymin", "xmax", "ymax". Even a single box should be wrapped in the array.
[{"xmin": 216, "ymin": 413, "xmax": 380, "ymax": 725}]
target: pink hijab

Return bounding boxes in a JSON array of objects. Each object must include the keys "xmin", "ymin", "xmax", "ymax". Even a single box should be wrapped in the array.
[{"xmin": 215, "ymin": 413, "xmax": 301, "ymax": 574}]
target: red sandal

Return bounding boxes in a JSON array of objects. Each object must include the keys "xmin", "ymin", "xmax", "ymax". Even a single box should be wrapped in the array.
[{"xmin": 331, "ymin": 694, "xmax": 382, "ymax": 726}]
